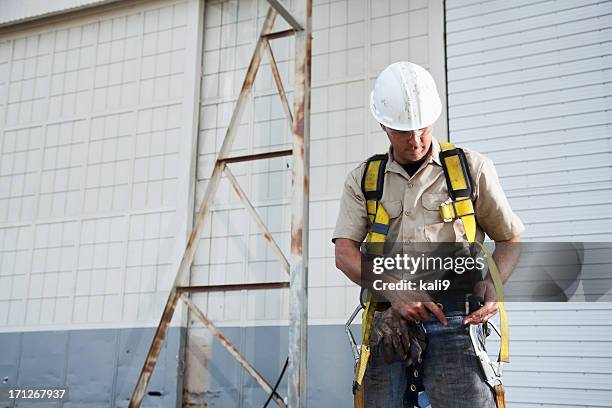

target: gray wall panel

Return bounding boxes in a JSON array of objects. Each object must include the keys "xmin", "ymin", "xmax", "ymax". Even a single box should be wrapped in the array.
[
  {"xmin": 0, "ymin": 327, "xmax": 183, "ymax": 408},
  {"xmin": 65, "ymin": 329, "xmax": 117, "ymax": 405},
  {"xmin": 200, "ymin": 325, "xmax": 356, "ymax": 408},
  {"xmin": 0, "ymin": 333, "xmax": 20, "ymax": 390},
  {"xmin": 19, "ymin": 331, "xmax": 69, "ymax": 387}
]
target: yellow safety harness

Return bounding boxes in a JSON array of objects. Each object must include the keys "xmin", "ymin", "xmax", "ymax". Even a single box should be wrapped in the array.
[
  {"xmin": 353, "ymin": 143, "xmax": 508, "ymax": 408},
  {"xmin": 352, "ymin": 153, "xmax": 388, "ymax": 407}
]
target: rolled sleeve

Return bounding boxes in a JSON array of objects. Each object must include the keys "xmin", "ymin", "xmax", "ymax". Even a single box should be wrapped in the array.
[
  {"xmin": 332, "ymin": 167, "xmax": 369, "ymax": 243},
  {"xmin": 474, "ymin": 159, "xmax": 525, "ymax": 241}
]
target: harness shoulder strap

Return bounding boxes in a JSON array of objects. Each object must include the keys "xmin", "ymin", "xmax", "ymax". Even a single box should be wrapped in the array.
[
  {"xmin": 361, "ymin": 154, "xmax": 390, "ymax": 246},
  {"xmin": 439, "ymin": 142, "xmax": 477, "ymax": 243},
  {"xmin": 361, "ymin": 153, "xmax": 388, "ymax": 223}
]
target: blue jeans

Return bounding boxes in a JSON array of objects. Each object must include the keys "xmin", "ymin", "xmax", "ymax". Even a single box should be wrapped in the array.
[{"xmin": 363, "ymin": 312, "xmax": 496, "ymax": 408}]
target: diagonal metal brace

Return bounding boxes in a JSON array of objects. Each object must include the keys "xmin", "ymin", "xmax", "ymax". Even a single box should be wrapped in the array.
[
  {"xmin": 182, "ymin": 294, "xmax": 288, "ymax": 408},
  {"xmin": 266, "ymin": 0, "xmax": 303, "ymax": 31},
  {"xmin": 265, "ymin": 39, "xmax": 294, "ymax": 129},
  {"xmin": 224, "ymin": 166, "xmax": 291, "ymax": 274}
]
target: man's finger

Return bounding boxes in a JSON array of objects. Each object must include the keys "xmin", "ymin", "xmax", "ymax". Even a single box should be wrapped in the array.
[
  {"xmin": 464, "ymin": 308, "xmax": 484, "ymax": 324},
  {"xmin": 477, "ymin": 311, "xmax": 497, "ymax": 324},
  {"xmin": 402, "ymin": 306, "xmax": 423, "ymax": 322},
  {"xmin": 463, "ymin": 311, "xmax": 479, "ymax": 325},
  {"xmin": 416, "ymin": 305, "xmax": 430, "ymax": 322},
  {"xmin": 463, "ymin": 303, "xmax": 498, "ymax": 324},
  {"xmin": 482, "ymin": 305, "xmax": 499, "ymax": 322},
  {"xmin": 424, "ymin": 302, "xmax": 447, "ymax": 325}
]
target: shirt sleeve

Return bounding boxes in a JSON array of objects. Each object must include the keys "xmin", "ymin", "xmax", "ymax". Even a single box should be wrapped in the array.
[
  {"xmin": 332, "ymin": 166, "xmax": 370, "ymax": 244},
  {"xmin": 474, "ymin": 158, "xmax": 525, "ymax": 241}
]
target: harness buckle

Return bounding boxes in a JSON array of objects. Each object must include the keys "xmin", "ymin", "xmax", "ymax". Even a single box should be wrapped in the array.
[
  {"xmin": 439, "ymin": 198, "xmax": 455, "ymax": 223},
  {"xmin": 440, "ymin": 198, "xmax": 475, "ymax": 223}
]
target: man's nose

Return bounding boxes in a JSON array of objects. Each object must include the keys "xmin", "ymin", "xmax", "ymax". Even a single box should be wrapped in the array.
[{"xmin": 405, "ymin": 130, "xmax": 422, "ymax": 143}]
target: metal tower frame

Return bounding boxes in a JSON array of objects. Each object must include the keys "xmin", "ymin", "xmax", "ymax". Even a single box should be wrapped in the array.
[{"xmin": 128, "ymin": 0, "xmax": 311, "ymax": 406}]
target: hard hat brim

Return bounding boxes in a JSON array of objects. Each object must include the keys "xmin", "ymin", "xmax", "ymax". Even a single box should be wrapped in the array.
[{"xmin": 370, "ymin": 91, "xmax": 442, "ymax": 131}]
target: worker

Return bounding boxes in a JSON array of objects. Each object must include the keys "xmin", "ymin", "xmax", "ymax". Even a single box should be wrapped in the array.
[{"xmin": 332, "ymin": 61, "xmax": 524, "ymax": 407}]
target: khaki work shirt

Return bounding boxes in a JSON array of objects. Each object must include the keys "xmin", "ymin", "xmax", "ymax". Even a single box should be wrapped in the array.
[{"xmin": 332, "ymin": 138, "xmax": 525, "ymax": 244}]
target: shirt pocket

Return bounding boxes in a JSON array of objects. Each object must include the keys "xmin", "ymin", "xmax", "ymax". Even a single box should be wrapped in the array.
[
  {"xmin": 421, "ymin": 193, "xmax": 467, "ymax": 242},
  {"xmin": 379, "ymin": 200, "xmax": 403, "ymax": 219},
  {"xmin": 421, "ymin": 192, "xmax": 447, "ymax": 219}
]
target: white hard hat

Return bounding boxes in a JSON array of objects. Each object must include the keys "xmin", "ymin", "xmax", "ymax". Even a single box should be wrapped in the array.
[{"xmin": 370, "ymin": 61, "xmax": 442, "ymax": 131}]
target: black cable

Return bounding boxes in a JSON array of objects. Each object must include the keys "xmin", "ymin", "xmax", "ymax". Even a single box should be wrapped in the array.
[{"xmin": 262, "ymin": 356, "xmax": 289, "ymax": 408}]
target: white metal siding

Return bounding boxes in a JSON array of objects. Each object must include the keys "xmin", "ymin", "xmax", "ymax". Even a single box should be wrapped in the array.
[
  {"xmin": 446, "ymin": 1, "xmax": 612, "ymax": 406},
  {"xmin": 0, "ymin": 0, "xmax": 123, "ymax": 28},
  {"xmin": 0, "ymin": 0, "xmax": 201, "ymax": 331},
  {"xmin": 192, "ymin": 0, "xmax": 447, "ymax": 327}
]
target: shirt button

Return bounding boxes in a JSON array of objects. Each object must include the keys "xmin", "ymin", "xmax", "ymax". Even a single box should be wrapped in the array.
[
  {"xmin": 408, "ymin": 183, "xmax": 414, "ymax": 188},
  {"xmin": 404, "ymin": 210, "xmax": 411, "ymax": 217}
]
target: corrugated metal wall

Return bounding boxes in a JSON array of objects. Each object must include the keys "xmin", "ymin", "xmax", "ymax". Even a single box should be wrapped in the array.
[{"xmin": 446, "ymin": 0, "xmax": 612, "ymax": 406}]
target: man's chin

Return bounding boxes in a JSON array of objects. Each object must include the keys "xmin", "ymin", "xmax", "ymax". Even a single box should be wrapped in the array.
[{"xmin": 404, "ymin": 152, "xmax": 425, "ymax": 162}]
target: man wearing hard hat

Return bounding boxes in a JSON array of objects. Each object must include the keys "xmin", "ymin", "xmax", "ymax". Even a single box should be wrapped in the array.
[{"xmin": 333, "ymin": 61, "xmax": 524, "ymax": 407}]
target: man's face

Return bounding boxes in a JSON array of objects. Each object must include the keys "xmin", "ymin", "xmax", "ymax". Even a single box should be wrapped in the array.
[{"xmin": 382, "ymin": 125, "xmax": 433, "ymax": 164}]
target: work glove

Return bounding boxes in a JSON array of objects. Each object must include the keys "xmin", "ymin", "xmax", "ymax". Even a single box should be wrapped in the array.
[{"xmin": 369, "ymin": 308, "xmax": 427, "ymax": 365}]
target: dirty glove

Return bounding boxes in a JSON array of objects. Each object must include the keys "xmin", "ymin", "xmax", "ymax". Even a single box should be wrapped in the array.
[{"xmin": 369, "ymin": 308, "xmax": 427, "ymax": 365}]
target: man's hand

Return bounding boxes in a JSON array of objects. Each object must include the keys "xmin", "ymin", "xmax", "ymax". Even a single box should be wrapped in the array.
[
  {"xmin": 463, "ymin": 234, "xmax": 521, "ymax": 325},
  {"xmin": 391, "ymin": 296, "xmax": 448, "ymax": 326},
  {"xmin": 369, "ymin": 308, "xmax": 427, "ymax": 365},
  {"xmin": 463, "ymin": 280, "xmax": 498, "ymax": 325}
]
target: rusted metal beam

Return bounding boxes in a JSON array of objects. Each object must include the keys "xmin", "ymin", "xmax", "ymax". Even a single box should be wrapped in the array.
[
  {"xmin": 224, "ymin": 166, "xmax": 290, "ymax": 275},
  {"xmin": 177, "ymin": 281, "xmax": 289, "ymax": 293},
  {"xmin": 265, "ymin": 40, "xmax": 294, "ymax": 129},
  {"xmin": 129, "ymin": 7, "xmax": 279, "ymax": 408},
  {"xmin": 219, "ymin": 148, "xmax": 292, "ymax": 164},
  {"xmin": 287, "ymin": 0, "xmax": 311, "ymax": 406},
  {"xmin": 181, "ymin": 294, "xmax": 288, "ymax": 408},
  {"xmin": 225, "ymin": 167, "xmax": 290, "ymax": 273},
  {"xmin": 262, "ymin": 29, "xmax": 295, "ymax": 40},
  {"xmin": 128, "ymin": 288, "xmax": 181, "ymax": 408},
  {"xmin": 266, "ymin": 0, "xmax": 303, "ymax": 31},
  {"xmin": 214, "ymin": 6, "xmax": 277, "ymax": 160}
]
